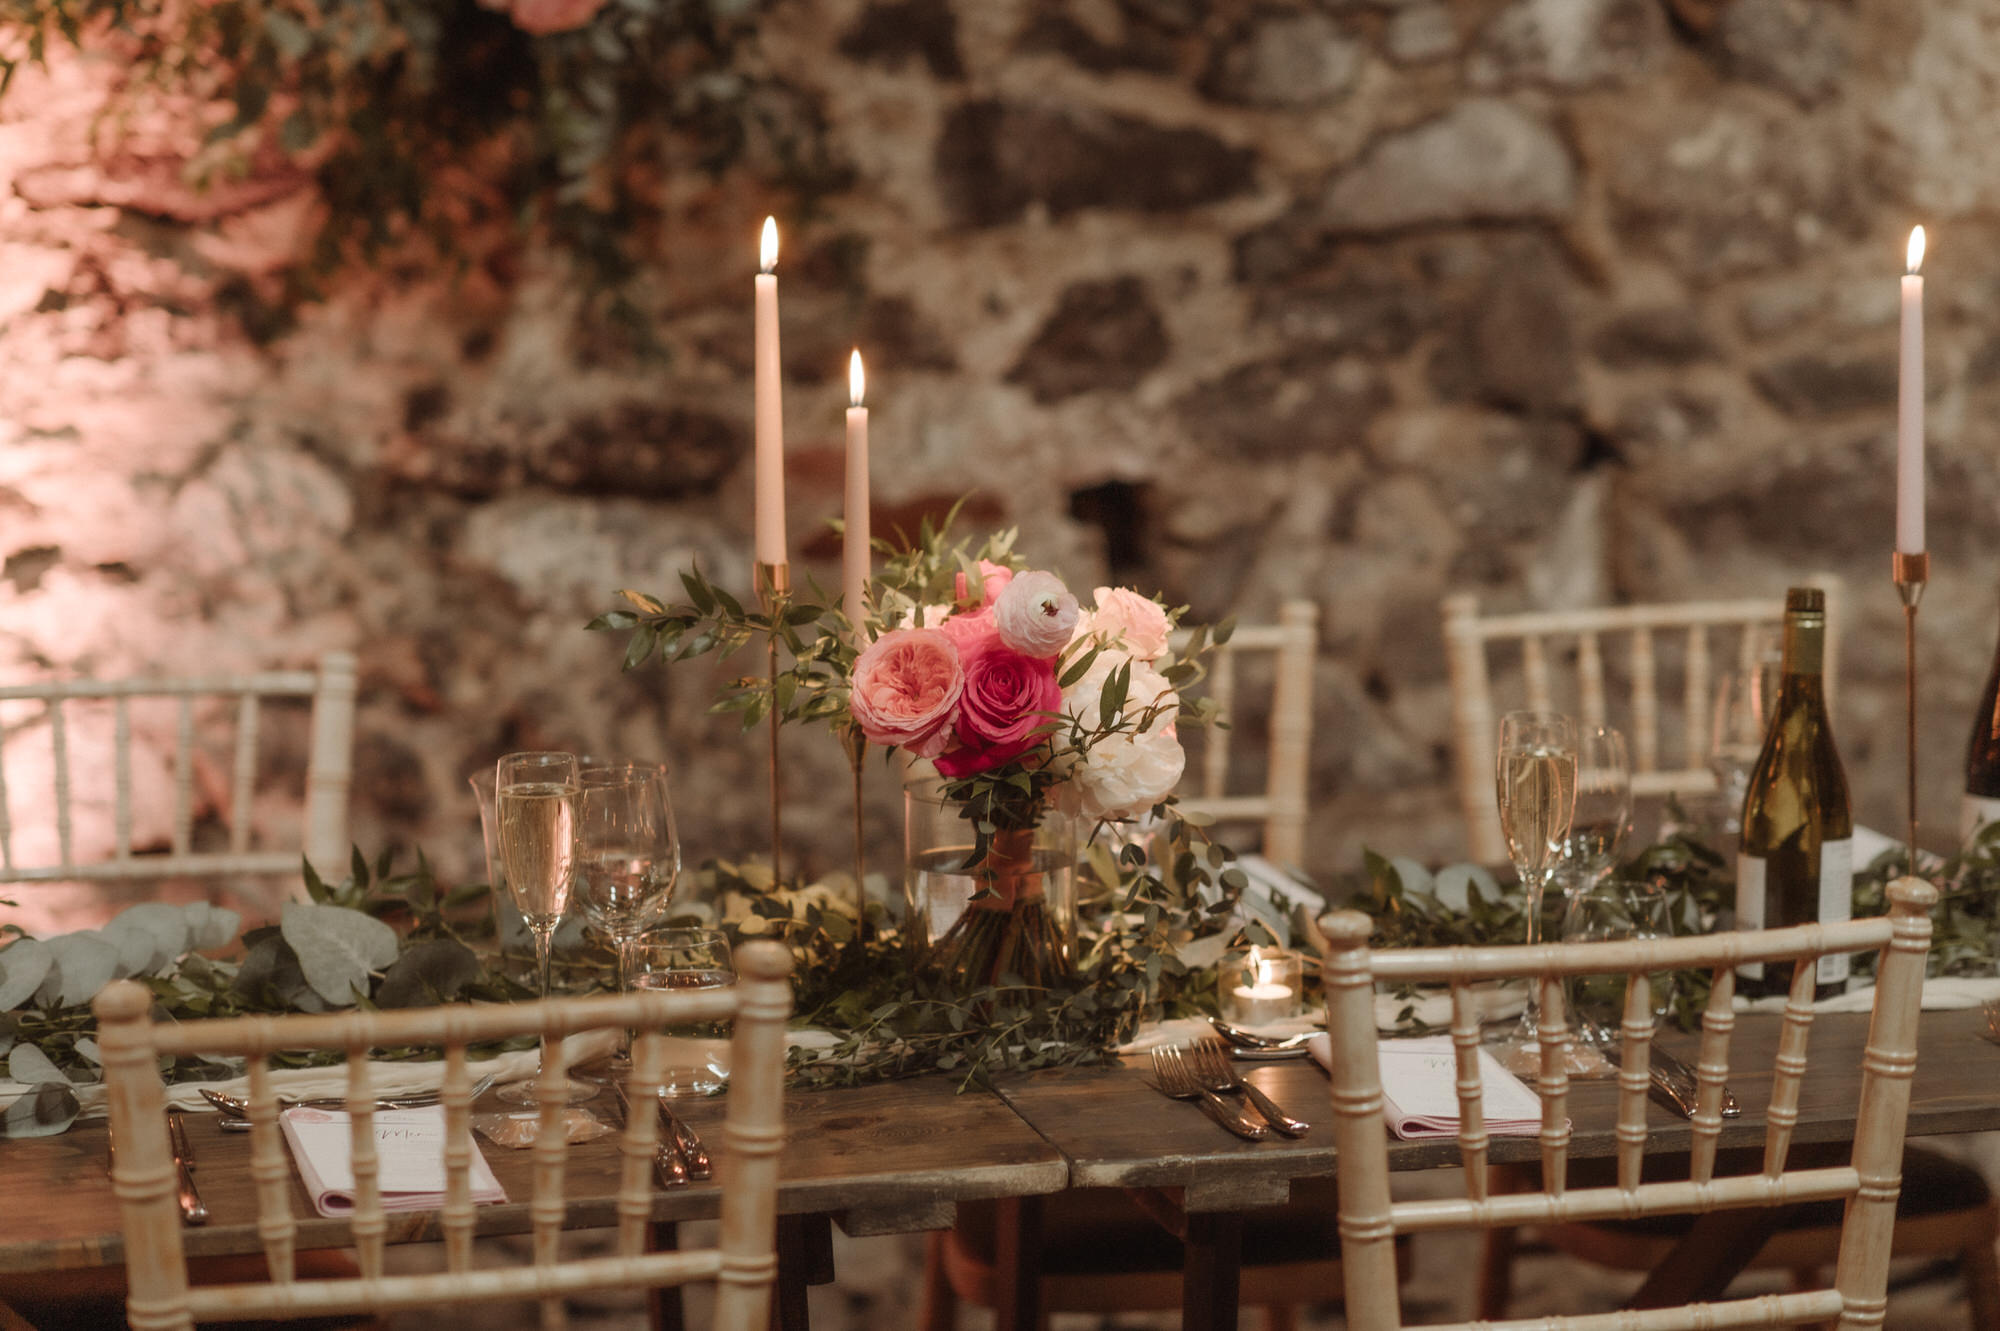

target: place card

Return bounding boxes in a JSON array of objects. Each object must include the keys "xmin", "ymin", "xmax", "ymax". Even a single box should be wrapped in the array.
[
  {"xmin": 280, "ymin": 1105, "xmax": 506, "ymax": 1219},
  {"xmin": 1310, "ymin": 1034, "xmax": 1547, "ymax": 1140}
]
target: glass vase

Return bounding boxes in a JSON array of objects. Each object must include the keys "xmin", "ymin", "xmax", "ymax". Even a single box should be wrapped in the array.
[{"xmin": 903, "ymin": 774, "xmax": 1078, "ymax": 989}]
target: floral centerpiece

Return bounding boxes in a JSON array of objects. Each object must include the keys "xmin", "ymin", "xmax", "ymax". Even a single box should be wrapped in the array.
[{"xmin": 593, "ymin": 518, "xmax": 1227, "ymax": 991}]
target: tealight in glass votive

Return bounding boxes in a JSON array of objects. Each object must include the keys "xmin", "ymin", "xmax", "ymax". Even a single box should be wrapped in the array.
[{"xmin": 1225, "ymin": 946, "xmax": 1302, "ymax": 1026}]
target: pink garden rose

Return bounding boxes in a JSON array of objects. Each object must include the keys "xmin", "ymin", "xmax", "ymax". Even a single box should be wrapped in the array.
[
  {"xmin": 1088, "ymin": 587, "xmax": 1172, "ymax": 661},
  {"xmin": 976, "ymin": 559, "xmax": 1014, "ymax": 607},
  {"xmin": 939, "ymin": 607, "xmax": 1001, "ymax": 661},
  {"xmin": 933, "ymin": 645, "xmax": 1062, "ymax": 777},
  {"xmin": 993, "ymin": 571, "xmax": 1079, "ymax": 659},
  {"xmin": 849, "ymin": 628, "xmax": 963, "ymax": 758},
  {"xmin": 507, "ymin": 0, "xmax": 606, "ymax": 33}
]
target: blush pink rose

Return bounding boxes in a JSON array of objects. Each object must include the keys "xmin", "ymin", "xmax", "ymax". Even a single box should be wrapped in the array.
[
  {"xmin": 1090, "ymin": 587, "xmax": 1172, "ymax": 661},
  {"xmin": 933, "ymin": 646, "xmax": 1062, "ymax": 778},
  {"xmin": 939, "ymin": 608, "xmax": 1001, "ymax": 662},
  {"xmin": 849, "ymin": 629, "xmax": 963, "ymax": 758},
  {"xmin": 952, "ymin": 559, "xmax": 1014, "ymax": 611},
  {"xmin": 993, "ymin": 571, "xmax": 1079, "ymax": 660},
  {"xmin": 508, "ymin": 0, "xmax": 605, "ymax": 33}
]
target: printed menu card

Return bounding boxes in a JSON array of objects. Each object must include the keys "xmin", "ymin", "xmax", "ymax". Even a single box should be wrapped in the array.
[{"xmin": 280, "ymin": 1105, "xmax": 506, "ymax": 1218}]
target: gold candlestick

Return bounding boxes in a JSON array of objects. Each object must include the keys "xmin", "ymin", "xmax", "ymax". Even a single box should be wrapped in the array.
[
  {"xmin": 756, "ymin": 560, "xmax": 790, "ymax": 884},
  {"xmin": 841, "ymin": 722, "xmax": 870, "ymax": 942},
  {"xmin": 1893, "ymin": 550, "xmax": 1929, "ymax": 878}
]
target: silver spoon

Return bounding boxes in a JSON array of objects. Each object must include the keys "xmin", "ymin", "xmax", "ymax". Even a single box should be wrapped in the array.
[{"xmin": 1208, "ymin": 1017, "xmax": 1318, "ymax": 1057}]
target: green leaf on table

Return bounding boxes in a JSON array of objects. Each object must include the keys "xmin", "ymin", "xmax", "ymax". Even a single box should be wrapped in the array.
[
  {"xmin": 302, "ymin": 857, "xmax": 332, "ymax": 905},
  {"xmin": 233, "ymin": 935, "xmax": 322, "ymax": 1012},
  {"xmin": 36, "ymin": 932, "xmax": 122, "ymax": 1008},
  {"xmin": 8, "ymin": 1042, "xmax": 66, "ymax": 1086},
  {"xmin": 281, "ymin": 904, "xmax": 399, "ymax": 1006},
  {"xmin": 376, "ymin": 938, "xmax": 481, "ymax": 1008},
  {"xmin": 183, "ymin": 903, "xmax": 242, "ymax": 952},
  {"xmin": 0, "ymin": 1083, "xmax": 78, "ymax": 1138},
  {"xmin": 0, "ymin": 939, "xmax": 52, "ymax": 1012}
]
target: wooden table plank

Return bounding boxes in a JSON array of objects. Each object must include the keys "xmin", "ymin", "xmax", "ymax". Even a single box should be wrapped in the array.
[
  {"xmin": 0, "ymin": 1075, "xmax": 1067, "ymax": 1275},
  {"xmin": 995, "ymin": 1009, "xmax": 2000, "ymax": 1209}
]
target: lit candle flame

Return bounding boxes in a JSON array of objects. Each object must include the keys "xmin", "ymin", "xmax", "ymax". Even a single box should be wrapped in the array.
[
  {"xmin": 760, "ymin": 216, "xmax": 779, "ymax": 274},
  {"xmin": 849, "ymin": 349, "xmax": 865, "ymax": 408},
  {"xmin": 1249, "ymin": 945, "xmax": 1274, "ymax": 988},
  {"xmin": 1907, "ymin": 225, "xmax": 1926, "ymax": 275}
]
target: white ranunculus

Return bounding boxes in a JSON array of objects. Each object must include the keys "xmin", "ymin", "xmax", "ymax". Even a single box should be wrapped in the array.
[
  {"xmin": 993, "ymin": 570, "xmax": 1079, "ymax": 659},
  {"xmin": 1076, "ymin": 728, "xmax": 1186, "ymax": 821}
]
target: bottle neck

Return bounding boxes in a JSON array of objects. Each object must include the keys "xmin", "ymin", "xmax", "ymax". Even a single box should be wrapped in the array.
[{"xmin": 1781, "ymin": 614, "xmax": 1827, "ymax": 682}]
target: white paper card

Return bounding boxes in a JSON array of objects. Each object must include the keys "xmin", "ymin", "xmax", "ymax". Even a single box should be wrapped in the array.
[
  {"xmin": 1309, "ymin": 1033, "xmax": 1548, "ymax": 1140},
  {"xmin": 280, "ymin": 1104, "xmax": 507, "ymax": 1218}
]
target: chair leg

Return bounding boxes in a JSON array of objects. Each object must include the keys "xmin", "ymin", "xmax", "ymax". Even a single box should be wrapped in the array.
[
  {"xmin": 919, "ymin": 1231, "xmax": 958, "ymax": 1331},
  {"xmin": 1476, "ymin": 1228, "xmax": 1517, "ymax": 1320},
  {"xmin": 1964, "ymin": 1234, "xmax": 2000, "ymax": 1331}
]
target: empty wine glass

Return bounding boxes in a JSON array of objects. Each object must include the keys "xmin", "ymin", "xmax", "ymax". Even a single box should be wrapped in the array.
[
  {"xmin": 574, "ymin": 759, "xmax": 681, "ymax": 1082},
  {"xmin": 1563, "ymin": 726, "xmax": 1632, "ymax": 898},
  {"xmin": 1560, "ymin": 877, "xmax": 1677, "ymax": 1070},
  {"xmin": 633, "ymin": 927, "xmax": 736, "ymax": 1097},
  {"xmin": 494, "ymin": 751, "xmax": 596, "ymax": 1106},
  {"xmin": 1709, "ymin": 663, "xmax": 1777, "ymax": 833},
  {"xmin": 1494, "ymin": 711, "xmax": 1578, "ymax": 1073}
]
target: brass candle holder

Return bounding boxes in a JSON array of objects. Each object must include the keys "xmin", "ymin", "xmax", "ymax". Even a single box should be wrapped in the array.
[
  {"xmin": 1893, "ymin": 550, "xmax": 1928, "ymax": 878},
  {"xmin": 756, "ymin": 559, "xmax": 790, "ymax": 884},
  {"xmin": 841, "ymin": 721, "xmax": 870, "ymax": 941}
]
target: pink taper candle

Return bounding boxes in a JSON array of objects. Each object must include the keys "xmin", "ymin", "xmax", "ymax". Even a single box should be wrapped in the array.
[
  {"xmin": 1897, "ymin": 225, "xmax": 1926, "ymax": 556},
  {"xmin": 754, "ymin": 217, "xmax": 787, "ymax": 567},
  {"xmin": 843, "ymin": 350, "xmax": 871, "ymax": 633}
]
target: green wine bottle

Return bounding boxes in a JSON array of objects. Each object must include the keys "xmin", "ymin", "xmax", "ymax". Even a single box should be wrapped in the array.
[
  {"xmin": 1736, "ymin": 587, "xmax": 1853, "ymax": 1000},
  {"xmin": 1963, "ymin": 600, "xmax": 2000, "ymax": 845}
]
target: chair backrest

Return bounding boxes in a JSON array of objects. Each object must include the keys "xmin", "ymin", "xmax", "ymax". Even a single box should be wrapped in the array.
[
  {"xmin": 1312, "ymin": 877, "xmax": 1936, "ymax": 1331},
  {"xmin": 1172, "ymin": 600, "xmax": 1318, "ymax": 867},
  {"xmin": 1441, "ymin": 582, "xmax": 1844, "ymax": 863},
  {"xmin": 0, "ymin": 652, "xmax": 356, "ymax": 887},
  {"xmin": 94, "ymin": 939, "xmax": 791, "ymax": 1331}
]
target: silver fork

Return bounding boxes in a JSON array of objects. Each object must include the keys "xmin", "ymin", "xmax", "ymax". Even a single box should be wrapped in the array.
[
  {"xmin": 1150, "ymin": 1046, "xmax": 1268, "ymax": 1140},
  {"xmin": 1186, "ymin": 1040, "xmax": 1311, "ymax": 1136}
]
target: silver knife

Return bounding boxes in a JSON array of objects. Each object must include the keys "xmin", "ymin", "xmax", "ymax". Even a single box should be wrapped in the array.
[
  {"xmin": 658, "ymin": 1098, "xmax": 712, "ymax": 1181},
  {"xmin": 1605, "ymin": 1043, "xmax": 1742, "ymax": 1120},
  {"xmin": 168, "ymin": 1113, "xmax": 209, "ymax": 1226}
]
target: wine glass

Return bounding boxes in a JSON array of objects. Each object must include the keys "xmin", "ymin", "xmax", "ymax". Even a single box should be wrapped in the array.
[
  {"xmin": 1560, "ymin": 877, "xmax": 1676, "ymax": 1066},
  {"xmin": 574, "ymin": 760, "xmax": 681, "ymax": 1081},
  {"xmin": 633, "ymin": 927, "xmax": 736, "ymax": 1097},
  {"xmin": 494, "ymin": 751, "xmax": 596, "ymax": 1106},
  {"xmin": 1494, "ymin": 711, "xmax": 1578, "ymax": 1071},
  {"xmin": 1562, "ymin": 726, "xmax": 1632, "ymax": 900},
  {"xmin": 1709, "ymin": 663, "xmax": 1777, "ymax": 833}
]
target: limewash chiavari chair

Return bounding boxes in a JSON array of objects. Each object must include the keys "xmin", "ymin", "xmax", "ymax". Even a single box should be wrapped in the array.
[
  {"xmin": 0, "ymin": 652, "xmax": 357, "ymax": 888},
  {"xmin": 1313, "ymin": 877, "xmax": 1937, "ymax": 1331},
  {"xmin": 1172, "ymin": 599, "xmax": 1318, "ymax": 868},
  {"xmin": 1441, "ymin": 584, "xmax": 1844, "ymax": 864},
  {"xmin": 93, "ymin": 940, "xmax": 791, "ymax": 1331}
]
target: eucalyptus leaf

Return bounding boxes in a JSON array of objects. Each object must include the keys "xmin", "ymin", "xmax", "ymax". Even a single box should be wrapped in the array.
[
  {"xmin": 281, "ymin": 904, "xmax": 399, "ymax": 1006},
  {"xmin": 72, "ymin": 1037, "xmax": 101, "ymax": 1066},
  {"xmin": 0, "ymin": 1083, "xmax": 78, "ymax": 1138},
  {"xmin": 97, "ymin": 919, "xmax": 159, "ymax": 978},
  {"xmin": 8, "ymin": 1042, "xmax": 66, "ymax": 1086},
  {"xmin": 37, "ymin": 932, "xmax": 122, "ymax": 1008},
  {"xmin": 0, "ymin": 938, "xmax": 52, "ymax": 1012},
  {"xmin": 377, "ymin": 938, "xmax": 482, "ymax": 1008},
  {"xmin": 184, "ymin": 902, "xmax": 243, "ymax": 951}
]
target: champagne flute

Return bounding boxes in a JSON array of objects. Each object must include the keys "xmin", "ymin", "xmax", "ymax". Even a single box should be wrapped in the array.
[
  {"xmin": 1563, "ymin": 726, "xmax": 1632, "ymax": 899},
  {"xmin": 574, "ymin": 760, "xmax": 681, "ymax": 1081},
  {"xmin": 495, "ymin": 751, "xmax": 596, "ymax": 1106},
  {"xmin": 1494, "ymin": 712, "xmax": 1578, "ymax": 1072}
]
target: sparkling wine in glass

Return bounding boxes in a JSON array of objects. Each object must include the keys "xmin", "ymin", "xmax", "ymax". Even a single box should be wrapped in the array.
[
  {"xmin": 574, "ymin": 760, "xmax": 681, "ymax": 1081},
  {"xmin": 495, "ymin": 751, "xmax": 595, "ymax": 1106},
  {"xmin": 1494, "ymin": 711, "xmax": 1578, "ymax": 1073}
]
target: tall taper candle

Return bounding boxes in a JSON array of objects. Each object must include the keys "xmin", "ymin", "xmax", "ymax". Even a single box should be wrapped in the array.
[
  {"xmin": 843, "ymin": 349, "xmax": 870, "ymax": 633},
  {"xmin": 754, "ymin": 217, "xmax": 787, "ymax": 566},
  {"xmin": 1897, "ymin": 225, "xmax": 1926, "ymax": 556}
]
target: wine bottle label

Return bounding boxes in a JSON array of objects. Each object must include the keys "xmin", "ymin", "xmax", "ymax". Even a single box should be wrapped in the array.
[
  {"xmin": 1815, "ymin": 836, "xmax": 1852, "ymax": 986},
  {"xmin": 1963, "ymin": 794, "xmax": 2000, "ymax": 845},
  {"xmin": 1735, "ymin": 853, "xmax": 1766, "ymax": 980}
]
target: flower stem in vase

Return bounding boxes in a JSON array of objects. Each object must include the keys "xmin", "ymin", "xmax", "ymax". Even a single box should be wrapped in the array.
[{"xmin": 929, "ymin": 826, "xmax": 1076, "ymax": 988}]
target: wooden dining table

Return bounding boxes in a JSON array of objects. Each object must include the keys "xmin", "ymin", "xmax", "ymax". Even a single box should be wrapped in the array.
[{"xmin": 2, "ymin": 1007, "xmax": 1998, "ymax": 1331}]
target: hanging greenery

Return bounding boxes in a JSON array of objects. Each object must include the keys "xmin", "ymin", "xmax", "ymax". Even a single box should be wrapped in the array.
[{"xmin": 0, "ymin": 0, "xmax": 837, "ymax": 300}]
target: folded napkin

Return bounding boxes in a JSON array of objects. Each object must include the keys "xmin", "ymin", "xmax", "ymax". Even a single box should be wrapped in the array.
[
  {"xmin": 1737, "ymin": 974, "xmax": 2000, "ymax": 1016},
  {"xmin": 1308, "ymin": 1033, "xmax": 1546, "ymax": 1140},
  {"xmin": 0, "ymin": 1028, "xmax": 620, "ymax": 1119},
  {"xmin": 282, "ymin": 1104, "xmax": 507, "ymax": 1219}
]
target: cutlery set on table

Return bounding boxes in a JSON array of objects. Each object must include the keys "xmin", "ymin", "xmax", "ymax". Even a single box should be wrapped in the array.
[{"xmin": 1147, "ymin": 1030, "xmax": 1313, "ymax": 1142}]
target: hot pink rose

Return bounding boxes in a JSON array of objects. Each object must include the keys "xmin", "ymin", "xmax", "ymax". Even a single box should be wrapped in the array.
[
  {"xmin": 849, "ymin": 629, "xmax": 963, "ymax": 758},
  {"xmin": 933, "ymin": 646, "xmax": 1062, "ymax": 777},
  {"xmin": 1089, "ymin": 587, "xmax": 1172, "ymax": 661},
  {"xmin": 508, "ymin": 0, "xmax": 605, "ymax": 33}
]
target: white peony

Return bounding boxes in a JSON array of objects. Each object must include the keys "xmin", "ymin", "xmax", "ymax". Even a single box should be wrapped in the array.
[
  {"xmin": 1075, "ymin": 728, "xmax": 1186, "ymax": 821},
  {"xmin": 1061, "ymin": 648, "xmax": 1177, "ymax": 733}
]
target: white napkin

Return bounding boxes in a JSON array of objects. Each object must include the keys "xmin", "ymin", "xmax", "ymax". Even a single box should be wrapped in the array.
[
  {"xmin": 1738, "ymin": 974, "xmax": 2000, "ymax": 1015},
  {"xmin": 0, "ymin": 1028, "xmax": 619, "ymax": 1119},
  {"xmin": 1309, "ymin": 1033, "xmax": 1546, "ymax": 1140}
]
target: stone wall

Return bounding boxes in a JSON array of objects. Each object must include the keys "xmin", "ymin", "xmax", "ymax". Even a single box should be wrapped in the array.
[{"xmin": 3, "ymin": 0, "xmax": 1999, "ymax": 926}]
